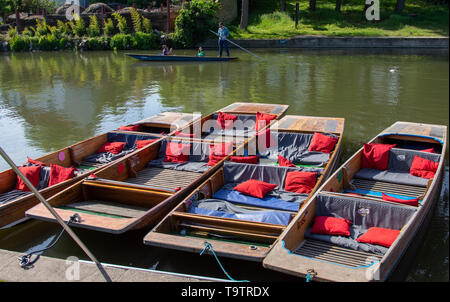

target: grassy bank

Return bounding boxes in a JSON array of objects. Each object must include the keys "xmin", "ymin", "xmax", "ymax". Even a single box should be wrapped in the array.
[{"xmin": 229, "ymin": 0, "xmax": 449, "ymax": 39}]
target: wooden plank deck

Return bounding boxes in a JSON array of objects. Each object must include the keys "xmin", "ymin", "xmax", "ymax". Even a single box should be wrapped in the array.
[
  {"xmin": 350, "ymin": 179, "xmax": 426, "ymax": 198},
  {"xmin": 63, "ymin": 200, "xmax": 149, "ymax": 218},
  {"xmin": 293, "ymin": 239, "xmax": 383, "ymax": 268},
  {"xmin": 124, "ymin": 167, "xmax": 202, "ymax": 191}
]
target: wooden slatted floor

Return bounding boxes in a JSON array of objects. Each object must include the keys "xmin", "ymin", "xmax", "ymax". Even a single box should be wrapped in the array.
[
  {"xmin": 124, "ymin": 167, "xmax": 202, "ymax": 191},
  {"xmin": 63, "ymin": 200, "xmax": 149, "ymax": 218},
  {"xmin": 351, "ymin": 178, "xmax": 426, "ymax": 198},
  {"xmin": 293, "ymin": 239, "xmax": 383, "ymax": 268}
]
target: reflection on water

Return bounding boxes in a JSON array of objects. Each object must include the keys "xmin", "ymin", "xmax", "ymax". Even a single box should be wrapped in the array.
[{"xmin": 0, "ymin": 49, "xmax": 448, "ymax": 281}]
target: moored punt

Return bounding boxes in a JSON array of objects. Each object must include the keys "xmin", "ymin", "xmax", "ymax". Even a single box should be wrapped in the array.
[
  {"xmin": 262, "ymin": 121, "xmax": 447, "ymax": 282},
  {"xmin": 25, "ymin": 136, "xmax": 244, "ymax": 234},
  {"xmin": 142, "ymin": 115, "xmax": 345, "ymax": 262},
  {"xmin": 126, "ymin": 54, "xmax": 238, "ymax": 62},
  {"xmin": 0, "ymin": 131, "xmax": 163, "ymax": 229}
]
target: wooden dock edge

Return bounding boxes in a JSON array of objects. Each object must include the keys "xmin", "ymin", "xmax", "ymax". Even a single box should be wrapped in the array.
[{"xmin": 0, "ymin": 249, "xmax": 228, "ymax": 282}]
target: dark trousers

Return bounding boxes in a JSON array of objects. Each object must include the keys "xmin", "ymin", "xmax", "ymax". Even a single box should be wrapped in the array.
[{"xmin": 218, "ymin": 40, "xmax": 229, "ymax": 57}]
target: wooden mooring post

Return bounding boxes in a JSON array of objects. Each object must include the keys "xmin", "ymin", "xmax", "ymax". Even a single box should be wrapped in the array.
[{"xmin": 295, "ymin": 3, "xmax": 299, "ymax": 28}]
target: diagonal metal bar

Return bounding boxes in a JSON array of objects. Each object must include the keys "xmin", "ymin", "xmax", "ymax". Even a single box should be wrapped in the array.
[{"xmin": 0, "ymin": 147, "xmax": 112, "ymax": 282}]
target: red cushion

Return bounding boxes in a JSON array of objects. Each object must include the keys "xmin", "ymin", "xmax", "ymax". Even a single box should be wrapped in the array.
[
  {"xmin": 15, "ymin": 165, "xmax": 41, "ymax": 192},
  {"xmin": 278, "ymin": 155, "xmax": 296, "ymax": 167},
  {"xmin": 420, "ymin": 148, "xmax": 435, "ymax": 153},
  {"xmin": 207, "ymin": 142, "xmax": 233, "ymax": 166},
  {"xmin": 48, "ymin": 164, "xmax": 76, "ymax": 187},
  {"xmin": 381, "ymin": 193, "xmax": 419, "ymax": 207},
  {"xmin": 97, "ymin": 142, "xmax": 126, "ymax": 155},
  {"xmin": 284, "ymin": 171, "xmax": 317, "ymax": 194},
  {"xmin": 27, "ymin": 157, "xmax": 46, "ymax": 166},
  {"xmin": 356, "ymin": 227, "xmax": 400, "ymax": 248},
  {"xmin": 118, "ymin": 125, "xmax": 140, "ymax": 131},
  {"xmin": 174, "ymin": 131, "xmax": 194, "ymax": 138},
  {"xmin": 216, "ymin": 112, "xmax": 238, "ymax": 129},
  {"xmin": 256, "ymin": 128, "xmax": 273, "ymax": 148},
  {"xmin": 163, "ymin": 142, "xmax": 190, "ymax": 163},
  {"xmin": 233, "ymin": 179, "xmax": 278, "ymax": 199},
  {"xmin": 207, "ymin": 154, "xmax": 226, "ymax": 166},
  {"xmin": 360, "ymin": 143, "xmax": 396, "ymax": 170},
  {"xmin": 135, "ymin": 139, "xmax": 158, "ymax": 149},
  {"xmin": 229, "ymin": 155, "xmax": 259, "ymax": 164},
  {"xmin": 310, "ymin": 216, "xmax": 352, "ymax": 236},
  {"xmin": 410, "ymin": 155, "xmax": 438, "ymax": 179},
  {"xmin": 255, "ymin": 112, "xmax": 277, "ymax": 132},
  {"xmin": 308, "ymin": 132, "xmax": 338, "ymax": 154}
]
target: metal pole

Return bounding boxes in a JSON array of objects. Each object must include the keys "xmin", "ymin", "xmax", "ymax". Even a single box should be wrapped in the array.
[
  {"xmin": 295, "ymin": 3, "xmax": 299, "ymax": 29},
  {"xmin": 0, "ymin": 147, "xmax": 112, "ymax": 282},
  {"xmin": 209, "ymin": 30, "xmax": 263, "ymax": 60}
]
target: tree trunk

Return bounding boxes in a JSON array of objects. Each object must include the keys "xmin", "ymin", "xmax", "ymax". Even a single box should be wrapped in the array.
[
  {"xmin": 395, "ymin": 0, "xmax": 406, "ymax": 13},
  {"xmin": 309, "ymin": 0, "xmax": 316, "ymax": 11},
  {"xmin": 240, "ymin": 0, "xmax": 249, "ymax": 30},
  {"xmin": 335, "ymin": 0, "xmax": 342, "ymax": 12},
  {"xmin": 280, "ymin": 0, "xmax": 286, "ymax": 12}
]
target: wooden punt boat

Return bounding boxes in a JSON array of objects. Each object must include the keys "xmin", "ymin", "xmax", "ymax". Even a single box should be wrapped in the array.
[
  {"xmin": 126, "ymin": 54, "xmax": 238, "ymax": 62},
  {"xmin": 0, "ymin": 131, "xmax": 163, "ymax": 229},
  {"xmin": 25, "ymin": 136, "xmax": 244, "ymax": 234},
  {"xmin": 142, "ymin": 115, "xmax": 345, "ymax": 262},
  {"xmin": 262, "ymin": 121, "xmax": 447, "ymax": 282},
  {"xmin": 173, "ymin": 103, "xmax": 289, "ymax": 143}
]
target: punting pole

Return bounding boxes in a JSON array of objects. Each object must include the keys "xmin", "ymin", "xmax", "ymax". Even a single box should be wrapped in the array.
[
  {"xmin": 0, "ymin": 147, "xmax": 112, "ymax": 282},
  {"xmin": 209, "ymin": 29, "xmax": 263, "ymax": 60}
]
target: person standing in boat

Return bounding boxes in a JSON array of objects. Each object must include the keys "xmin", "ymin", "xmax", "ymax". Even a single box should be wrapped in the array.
[{"xmin": 217, "ymin": 22, "xmax": 230, "ymax": 57}]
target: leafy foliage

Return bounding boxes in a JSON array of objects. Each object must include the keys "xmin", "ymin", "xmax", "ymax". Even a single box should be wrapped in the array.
[
  {"xmin": 87, "ymin": 15, "xmax": 101, "ymax": 37},
  {"xmin": 142, "ymin": 17, "xmax": 152, "ymax": 34},
  {"xmin": 110, "ymin": 33, "xmax": 132, "ymax": 50},
  {"xmin": 132, "ymin": 31, "xmax": 159, "ymax": 49},
  {"xmin": 103, "ymin": 18, "xmax": 115, "ymax": 36},
  {"xmin": 130, "ymin": 7, "xmax": 143, "ymax": 33},
  {"xmin": 172, "ymin": 0, "xmax": 220, "ymax": 48},
  {"xmin": 112, "ymin": 13, "xmax": 129, "ymax": 34}
]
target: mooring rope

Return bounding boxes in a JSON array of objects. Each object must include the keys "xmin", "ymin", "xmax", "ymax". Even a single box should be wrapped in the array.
[
  {"xmin": 19, "ymin": 214, "xmax": 81, "ymax": 269},
  {"xmin": 200, "ymin": 241, "xmax": 249, "ymax": 282}
]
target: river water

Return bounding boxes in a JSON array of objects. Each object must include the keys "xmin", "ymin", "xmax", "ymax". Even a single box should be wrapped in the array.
[{"xmin": 0, "ymin": 49, "xmax": 448, "ymax": 281}]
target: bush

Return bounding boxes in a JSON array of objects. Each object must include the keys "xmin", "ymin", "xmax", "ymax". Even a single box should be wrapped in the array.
[
  {"xmin": 37, "ymin": 34, "xmax": 59, "ymax": 50},
  {"xmin": 71, "ymin": 16, "xmax": 86, "ymax": 37},
  {"xmin": 59, "ymin": 36, "xmax": 74, "ymax": 49},
  {"xmin": 87, "ymin": 15, "xmax": 101, "ymax": 37},
  {"xmin": 132, "ymin": 32, "xmax": 159, "ymax": 50},
  {"xmin": 173, "ymin": 0, "xmax": 219, "ymax": 48},
  {"xmin": 85, "ymin": 36, "xmax": 110, "ymax": 50},
  {"xmin": 142, "ymin": 17, "xmax": 152, "ymax": 34},
  {"xmin": 110, "ymin": 33, "xmax": 133, "ymax": 50},
  {"xmin": 35, "ymin": 19, "xmax": 49, "ymax": 36},
  {"xmin": 103, "ymin": 18, "xmax": 115, "ymax": 36},
  {"xmin": 9, "ymin": 35, "xmax": 30, "ymax": 51},
  {"xmin": 130, "ymin": 7, "xmax": 143, "ymax": 32},
  {"xmin": 112, "ymin": 13, "xmax": 129, "ymax": 34}
]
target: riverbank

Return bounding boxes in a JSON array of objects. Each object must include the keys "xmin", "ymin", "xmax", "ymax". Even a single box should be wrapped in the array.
[
  {"xmin": 201, "ymin": 36, "xmax": 449, "ymax": 49},
  {"xmin": 1, "ymin": 35, "xmax": 448, "ymax": 52},
  {"xmin": 230, "ymin": 0, "xmax": 449, "ymax": 39}
]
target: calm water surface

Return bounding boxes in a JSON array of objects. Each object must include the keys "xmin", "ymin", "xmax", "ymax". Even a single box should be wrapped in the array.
[{"xmin": 0, "ymin": 49, "xmax": 448, "ymax": 281}]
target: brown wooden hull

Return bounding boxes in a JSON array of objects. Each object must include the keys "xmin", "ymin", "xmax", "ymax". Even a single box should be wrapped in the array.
[
  {"xmin": 262, "ymin": 121, "xmax": 447, "ymax": 282},
  {"xmin": 0, "ymin": 131, "xmax": 162, "ymax": 228}
]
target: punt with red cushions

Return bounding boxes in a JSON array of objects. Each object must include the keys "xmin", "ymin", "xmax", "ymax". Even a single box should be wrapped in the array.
[{"xmin": 263, "ymin": 121, "xmax": 447, "ymax": 282}]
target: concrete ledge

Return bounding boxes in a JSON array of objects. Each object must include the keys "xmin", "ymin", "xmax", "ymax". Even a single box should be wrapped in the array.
[
  {"xmin": 203, "ymin": 36, "xmax": 449, "ymax": 49},
  {"xmin": 0, "ymin": 249, "xmax": 225, "ymax": 282}
]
